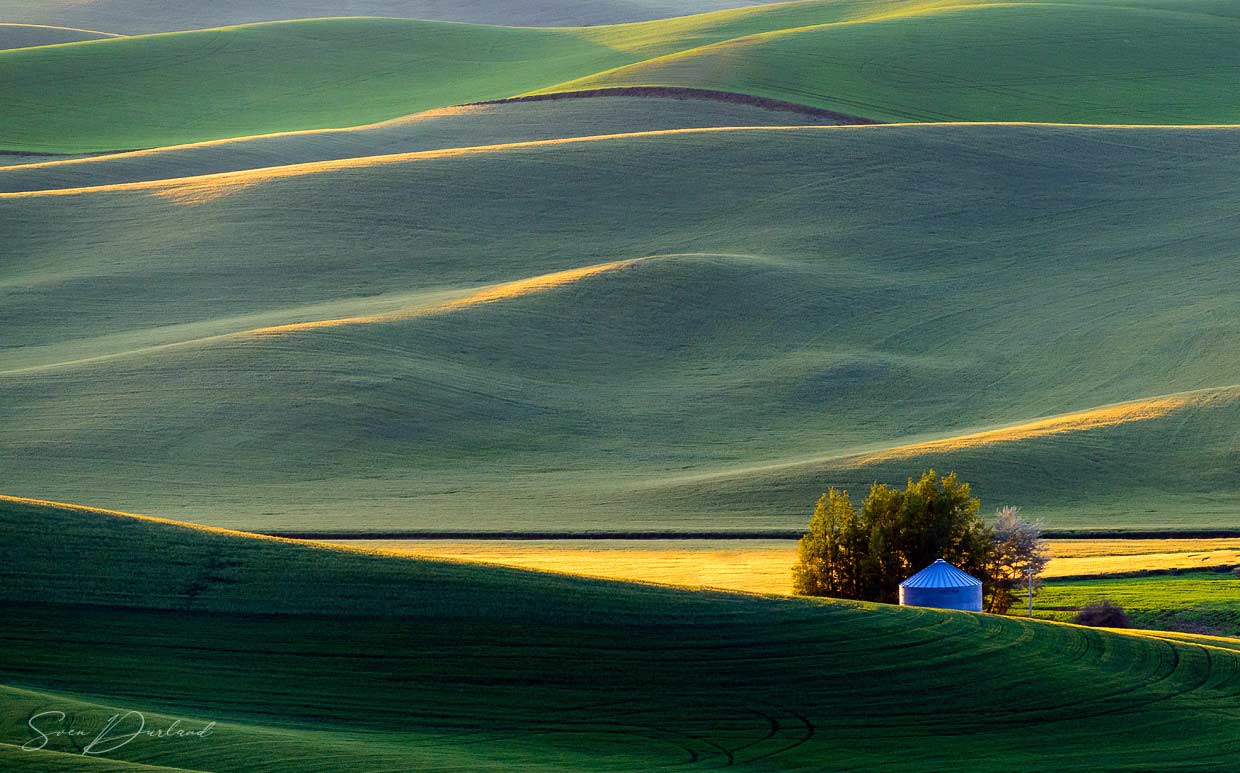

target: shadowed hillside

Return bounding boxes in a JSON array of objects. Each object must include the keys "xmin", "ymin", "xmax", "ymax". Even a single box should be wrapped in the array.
[
  {"xmin": 0, "ymin": 95, "xmax": 853, "ymax": 193},
  {"xmin": 0, "ymin": 23, "xmax": 117, "ymax": 50},
  {"xmin": 2, "ymin": 122, "xmax": 1237, "ymax": 531},
  {"xmin": 4, "ymin": 496, "xmax": 1240, "ymax": 770}
]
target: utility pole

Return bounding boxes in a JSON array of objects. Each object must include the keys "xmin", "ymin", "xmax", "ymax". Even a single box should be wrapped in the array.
[{"xmin": 1027, "ymin": 565, "xmax": 1034, "ymax": 617}]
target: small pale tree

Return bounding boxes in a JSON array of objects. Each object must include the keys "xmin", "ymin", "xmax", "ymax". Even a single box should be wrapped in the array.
[{"xmin": 986, "ymin": 506, "xmax": 1049, "ymax": 614}]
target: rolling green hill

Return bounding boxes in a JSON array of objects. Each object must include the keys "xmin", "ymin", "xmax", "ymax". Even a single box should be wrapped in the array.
[
  {"xmin": 4, "ymin": 495, "xmax": 1240, "ymax": 770},
  {"xmin": 4, "ymin": 0, "xmax": 1240, "ymax": 153},
  {"xmin": 0, "ymin": 0, "xmax": 793, "ymax": 33},
  {"xmin": 546, "ymin": 0, "xmax": 1240, "ymax": 124},
  {"xmin": 0, "ymin": 18, "xmax": 636, "ymax": 153},
  {"xmin": 0, "ymin": 95, "xmax": 852, "ymax": 194},
  {"xmin": 2, "ymin": 121, "xmax": 1237, "ymax": 532}
]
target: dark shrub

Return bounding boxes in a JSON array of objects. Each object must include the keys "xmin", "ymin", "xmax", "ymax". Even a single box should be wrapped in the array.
[{"xmin": 1073, "ymin": 600, "xmax": 1132, "ymax": 628}]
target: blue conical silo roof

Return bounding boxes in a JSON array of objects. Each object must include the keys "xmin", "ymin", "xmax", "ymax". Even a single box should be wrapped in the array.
[{"xmin": 899, "ymin": 558, "xmax": 981, "ymax": 588}]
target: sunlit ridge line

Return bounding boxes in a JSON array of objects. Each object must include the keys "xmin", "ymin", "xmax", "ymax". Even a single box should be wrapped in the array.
[
  {"xmin": 0, "ymin": 256, "xmax": 670, "ymax": 373},
  {"xmin": 0, "ymin": 105, "xmax": 485, "ymax": 173},
  {"xmin": 246, "ymin": 258, "xmax": 644, "ymax": 335},
  {"xmin": 647, "ymin": 384, "xmax": 1240, "ymax": 486},
  {"xmin": 0, "ymin": 22, "xmax": 122, "ymax": 38},
  {"xmin": 3, "ymin": 122, "xmax": 1239, "ymax": 200}
]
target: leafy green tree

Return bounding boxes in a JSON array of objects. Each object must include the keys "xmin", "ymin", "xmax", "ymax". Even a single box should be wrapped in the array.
[
  {"xmin": 859, "ymin": 481, "xmax": 904, "ymax": 603},
  {"xmin": 792, "ymin": 488, "xmax": 859, "ymax": 597}
]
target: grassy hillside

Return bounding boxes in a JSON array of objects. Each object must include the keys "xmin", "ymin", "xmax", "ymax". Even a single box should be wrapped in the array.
[
  {"xmin": 1034, "ymin": 571, "xmax": 1240, "ymax": 636},
  {"xmin": 4, "ymin": 495, "xmax": 1240, "ymax": 770},
  {"xmin": 0, "ymin": 0, "xmax": 793, "ymax": 33},
  {"xmin": 0, "ymin": 95, "xmax": 851, "ymax": 193},
  {"xmin": 2, "ymin": 122, "xmax": 1238, "ymax": 531},
  {"xmin": 647, "ymin": 385, "xmax": 1240, "ymax": 530},
  {"xmin": 5, "ymin": 0, "xmax": 1240, "ymax": 152},
  {"xmin": 550, "ymin": 0, "xmax": 1240, "ymax": 124},
  {"xmin": 0, "ymin": 18, "xmax": 636, "ymax": 153},
  {"xmin": 0, "ymin": 23, "xmax": 117, "ymax": 50}
]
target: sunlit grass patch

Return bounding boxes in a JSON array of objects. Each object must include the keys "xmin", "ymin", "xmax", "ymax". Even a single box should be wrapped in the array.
[{"xmin": 1033, "ymin": 571, "xmax": 1240, "ymax": 636}]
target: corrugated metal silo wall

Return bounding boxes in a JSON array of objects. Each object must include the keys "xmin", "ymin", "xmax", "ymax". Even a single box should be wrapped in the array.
[{"xmin": 899, "ymin": 585, "xmax": 983, "ymax": 612}]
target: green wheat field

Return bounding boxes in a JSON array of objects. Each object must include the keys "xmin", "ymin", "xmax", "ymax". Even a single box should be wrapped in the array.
[{"xmin": 3, "ymin": 0, "xmax": 1239, "ymax": 769}]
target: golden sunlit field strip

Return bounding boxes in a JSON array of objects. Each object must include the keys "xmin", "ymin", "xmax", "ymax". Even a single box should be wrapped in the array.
[
  {"xmin": 330, "ymin": 538, "xmax": 1240, "ymax": 597},
  {"xmin": 1045, "ymin": 539, "xmax": 1240, "ymax": 578},
  {"xmin": 324, "ymin": 539, "xmax": 801, "ymax": 595}
]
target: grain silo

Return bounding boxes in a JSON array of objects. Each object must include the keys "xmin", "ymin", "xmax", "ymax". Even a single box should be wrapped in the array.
[{"xmin": 899, "ymin": 559, "xmax": 983, "ymax": 612}]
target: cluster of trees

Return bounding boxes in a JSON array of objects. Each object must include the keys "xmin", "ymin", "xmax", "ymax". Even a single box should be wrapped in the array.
[{"xmin": 793, "ymin": 470, "xmax": 1048, "ymax": 614}]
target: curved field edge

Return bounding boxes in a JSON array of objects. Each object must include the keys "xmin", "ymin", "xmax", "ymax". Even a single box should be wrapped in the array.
[
  {"xmin": 0, "ymin": 96, "xmax": 862, "ymax": 195},
  {"xmin": 472, "ymin": 86, "xmax": 879, "ymax": 123},
  {"xmin": 0, "ymin": 23, "xmax": 119, "ymax": 51},
  {"xmin": 4, "ymin": 122, "xmax": 1240, "ymax": 202},
  {"xmin": 5, "ymin": 495, "xmax": 1240, "ymax": 770},
  {"xmin": 0, "ymin": 126, "xmax": 861, "ymax": 199}
]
